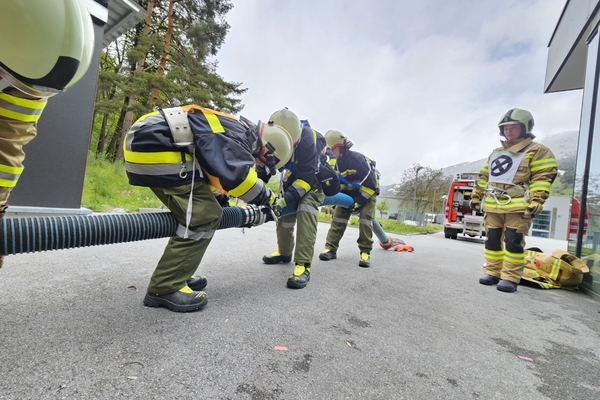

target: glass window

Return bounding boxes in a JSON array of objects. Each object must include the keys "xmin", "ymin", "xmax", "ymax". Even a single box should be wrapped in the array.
[
  {"xmin": 531, "ymin": 210, "xmax": 551, "ymax": 238},
  {"xmin": 579, "ymin": 30, "xmax": 600, "ymax": 294}
]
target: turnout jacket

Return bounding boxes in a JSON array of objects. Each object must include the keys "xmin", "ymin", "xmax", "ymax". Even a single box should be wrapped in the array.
[
  {"xmin": 124, "ymin": 105, "xmax": 271, "ymax": 205},
  {"xmin": 476, "ymin": 137, "xmax": 557, "ymax": 214},
  {"xmin": 279, "ymin": 125, "xmax": 320, "ymax": 205},
  {"xmin": 335, "ymin": 149, "xmax": 379, "ymax": 207}
]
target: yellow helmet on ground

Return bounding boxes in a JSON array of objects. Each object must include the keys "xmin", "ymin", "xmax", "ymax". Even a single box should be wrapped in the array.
[
  {"xmin": 257, "ymin": 121, "xmax": 294, "ymax": 169},
  {"xmin": 498, "ymin": 108, "xmax": 535, "ymax": 138},
  {"xmin": 324, "ymin": 130, "xmax": 353, "ymax": 150},
  {"xmin": 269, "ymin": 108, "xmax": 302, "ymax": 144},
  {"xmin": 0, "ymin": 0, "xmax": 95, "ymax": 97}
]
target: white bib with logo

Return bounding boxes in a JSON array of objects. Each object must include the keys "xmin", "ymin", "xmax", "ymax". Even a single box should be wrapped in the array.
[{"xmin": 488, "ymin": 150, "xmax": 527, "ymax": 185}]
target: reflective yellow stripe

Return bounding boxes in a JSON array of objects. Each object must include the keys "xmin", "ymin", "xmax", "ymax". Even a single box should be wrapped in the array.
[
  {"xmin": 529, "ymin": 182, "xmax": 551, "ymax": 192},
  {"xmin": 362, "ymin": 186, "xmax": 375, "ymax": 196},
  {"xmin": 483, "ymin": 197, "xmax": 527, "ymax": 209},
  {"xmin": 294, "ymin": 179, "xmax": 311, "ymax": 193},
  {"xmin": 504, "ymin": 250, "xmax": 524, "ymax": 263},
  {"xmin": 0, "ymin": 93, "xmax": 46, "ymax": 109},
  {"xmin": 0, "ymin": 164, "xmax": 23, "ymax": 175},
  {"xmin": 485, "ymin": 249, "xmax": 504, "ymax": 261},
  {"xmin": 0, "ymin": 178, "xmax": 17, "ymax": 187},
  {"xmin": 530, "ymin": 158, "xmax": 558, "ymax": 172},
  {"xmin": 229, "ymin": 168, "xmax": 258, "ymax": 197},
  {"xmin": 481, "ymin": 164, "xmax": 488, "ymax": 173},
  {"xmin": 0, "ymin": 93, "xmax": 47, "ymax": 122},
  {"xmin": 549, "ymin": 259, "xmax": 561, "ymax": 281},
  {"xmin": 201, "ymin": 109, "xmax": 225, "ymax": 133},
  {"xmin": 123, "ymin": 148, "xmax": 192, "ymax": 164}
]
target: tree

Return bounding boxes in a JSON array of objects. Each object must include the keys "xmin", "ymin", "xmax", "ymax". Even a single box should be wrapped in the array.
[
  {"xmin": 376, "ymin": 199, "xmax": 389, "ymax": 218},
  {"xmin": 92, "ymin": 0, "xmax": 245, "ymax": 162},
  {"xmin": 392, "ymin": 164, "xmax": 453, "ymax": 213}
]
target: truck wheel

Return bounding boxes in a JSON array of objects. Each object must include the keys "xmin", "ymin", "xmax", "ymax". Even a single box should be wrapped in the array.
[{"xmin": 444, "ymin": 228, "xmax": 455, "ymax": 239}]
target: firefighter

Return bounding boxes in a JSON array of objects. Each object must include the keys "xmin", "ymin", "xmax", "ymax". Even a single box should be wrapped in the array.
[
  {"xmin": 470, "ymin": 109, "xmax": 557, "ymax": 293},
  {"xmin": 318, "ymin": 130, "xmax": 379, "ymax": 268},
  {"xmin": 260, "ymin": 108, "xmax": 325, "ymax": 289},
  {"xmin": 0, "ymin": 0, "xmax": 95, "ymax": 268},
  {"xmin": 124, "ymin": 106, "xmax": 293, "ymax": 311}
]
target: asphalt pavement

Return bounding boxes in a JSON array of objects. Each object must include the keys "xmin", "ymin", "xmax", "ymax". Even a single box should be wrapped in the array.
[{"xmin": 1, "ymin": 221, "xmax": 599, "ymax": 399}]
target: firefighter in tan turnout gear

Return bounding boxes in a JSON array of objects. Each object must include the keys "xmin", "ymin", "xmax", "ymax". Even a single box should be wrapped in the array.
[
  {"xmin": 470, "ymin": 109, "xmax": 557, "ymax": 292},
  {"xmin": 0, "ymin": 0, "xmax": 94, "ymax": 268},
  {"xmin": 125, "ymin": 106, "xmax": 293, "ymax": 312}
]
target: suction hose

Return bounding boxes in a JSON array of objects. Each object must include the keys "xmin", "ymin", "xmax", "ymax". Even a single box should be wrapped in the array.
[
  {"xmin": 282, "ymin": 192, "xmax": 392, "ymax": 246},
  {"xmin": 0, "ymin": 204, "xmax": 272, "ymax": 256}
]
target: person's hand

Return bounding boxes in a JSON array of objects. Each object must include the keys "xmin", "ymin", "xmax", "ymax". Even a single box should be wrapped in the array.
[
  {"xmin": 469, "ymin": 199, "xmax": 481, "ymax": 211},
  {"xmin": 349, "ymin": 202, "xmax": 362, "ymax": 213},
  {"xmin": 273, "ymin": 198, "xmax": 286, "ymax": 217},
  {"xmin": 523, "ymin": 200, "xmax": 543, "ymax": 219},
  {"xmin": 269, "ymin": 190, "xmax": 277, "ymax": 205}
]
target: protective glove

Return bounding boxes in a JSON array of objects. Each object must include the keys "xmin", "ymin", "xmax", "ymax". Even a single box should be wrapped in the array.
[
  {"xmin": 349, "ymin": 202, "xmax": 362, "ymax": 213},
  {"xmin": 469, "ymin": 199, "xmax": 481, "ymax": 212},
  {"xmin": 269, "ymin": 189, "xmax": 277, "ymax": 205},
  {"xmin": 523, "ymin": 200, "xmax": 543, "ymax": 219},
  {"xmin": 215, "ymin": 194, "xmax": 230, "ymax": 208},
  {"xmin": 273, "ymin": 198, "xmax": 286, "ymax": 217}
]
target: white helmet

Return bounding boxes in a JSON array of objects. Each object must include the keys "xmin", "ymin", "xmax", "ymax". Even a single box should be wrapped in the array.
[
  {"xmin": 0, "ymin": 0, "xmax": 95, "ymax": 97},
  {"xmin": 269, "ymin": 108, "xmax": 302, "ymax": 144},
  {"xmin": 254, "ymin": 121, "xmax": 294, "ymax": 169}
]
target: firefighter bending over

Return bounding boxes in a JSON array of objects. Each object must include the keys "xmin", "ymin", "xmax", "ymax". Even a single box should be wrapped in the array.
[
  {"xmin": 0, "ymin": 0, "xmax": 94, "ymax": 268},
  {"xmin": 319, "ymin": 130, "xmax": 379, "ymax": 268},
  {"xmin": 470, "ymin": 109, "xmax": 557, "ymax": 293},
  {"xmin": 260, "ymin": 108, "xmax": 325, "ymax": 289},
  {"xmin": 124, "ymin": 106, "xmax": 293, "ymax": 312}
]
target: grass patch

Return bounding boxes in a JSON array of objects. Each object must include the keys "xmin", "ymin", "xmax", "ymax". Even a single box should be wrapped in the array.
[
  {"xmin": 318, "ymin": 212, "xmax": 443, "ymax": 235},
  {"xmin": 82, "ymin": 153, "xmax": 161, "ymax": 212}
]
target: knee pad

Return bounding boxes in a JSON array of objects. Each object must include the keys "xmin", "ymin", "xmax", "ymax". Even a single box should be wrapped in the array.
[
  {"xmin": 504, "ymin": 228, "xmax": 523, "ymax": 253},
  {"xmin": 485, "ymin": 228, "xmax": 502, "ymax": 251}
]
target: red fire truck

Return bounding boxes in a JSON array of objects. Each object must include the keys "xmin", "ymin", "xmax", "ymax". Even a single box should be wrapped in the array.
[{"xmin": 443, "ymin": 173, "xmax": 485, "ymax": 240}]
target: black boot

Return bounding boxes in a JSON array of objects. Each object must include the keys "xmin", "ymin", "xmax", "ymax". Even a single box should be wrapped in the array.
[
  {"xmin": 187, "ymin": 276, "xmax": 207, "ymax": 291},
  {"xmin": 262, "ymin": 251, "xmax": 292, "ymax": 264},
  {"xmin": 479, "ymin": 274, "xmax": 500, "ymax": 285},
  {"xmin": 144, "ymin": 286, "xmax": 207, "ymax": 312},
  {"xmin": 287, "ymin": 263, "xmax": 310, "ymax": 289},
  {"xmin": 319, "ymin": 249, "xmax": 337, "ymax": 261},
  {"xmin": 358, "ymin": 252, "xmax": 371, "ymax": 268},
  {"xmin": 497, "ymin": 280, "xmax": 518, "ymax": 293}
]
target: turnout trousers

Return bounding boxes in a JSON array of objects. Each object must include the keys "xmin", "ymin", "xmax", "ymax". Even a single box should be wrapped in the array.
[
  {"xmin": 483, "ymin": 212, "xmax": 532, "ymax": 283},
  {"xmin": 149, "ymin": 182, "xmax": 223, "ymax": 294},
  {"xmin": 0, "ymin": 115, "xmax": 37, "ymax": 210},
  {"xmin": 325, "ymin": 195, "xmax": 377, "ymax": 254},
  {"xmin": 275, "ymin": 190, "xmax": 325, "ymax": 265}
]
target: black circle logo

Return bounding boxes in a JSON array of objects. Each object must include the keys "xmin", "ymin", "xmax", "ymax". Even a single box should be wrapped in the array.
[{"xmin": 490, "ymin": 155, "xmax": 513, "ymax": 177}]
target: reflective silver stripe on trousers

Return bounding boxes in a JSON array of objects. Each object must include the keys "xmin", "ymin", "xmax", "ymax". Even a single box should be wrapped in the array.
[
  {"xmin": 0, "ymin": 98, "xmax": 44, "ymax": 116},
  {"xmin": 359, "ymin": 218, "xmax": 373, "ymax": 226},
  {"xmin": 277, "ymin": 221, "xmax": 296, "ymax": 229},
  {"xmin": 176, "ymin": 224, "xmax": 215, "ymax": 240},
  {"xmin": 298, "ymin": 204, "xmax": 318, "ymax": 216},
  {"xmin": 0, "ymin": 170, "xmax": 20, "ymax": 182},
  {"xmin": 332, "ymin": 217, "xmax": 349, "ymax": 225}
]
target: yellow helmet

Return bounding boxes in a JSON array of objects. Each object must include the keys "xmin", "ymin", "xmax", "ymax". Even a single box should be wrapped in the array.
[
  {"xmin": 257, "ymin": 121, "xmax": 294, "ymax": 169},
  {"xmin": 269, "ymin": 108, "xmax": 302, "ymax": 144},
  {"xmin": 324, "ymin": 130, "xmax": 353, "ymax": 150},
  {"xmin": 498, "ymin": 108, "xmax": 535, "ymax": 138},
  {"xmin": 0, "ymin": 0, "xmax": 95, "ymax": 97}
]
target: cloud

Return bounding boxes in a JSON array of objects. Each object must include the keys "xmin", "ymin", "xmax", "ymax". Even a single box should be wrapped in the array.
[{"xmin": 215, "ymin": 0, "xmax": 581, "ymax": 184}]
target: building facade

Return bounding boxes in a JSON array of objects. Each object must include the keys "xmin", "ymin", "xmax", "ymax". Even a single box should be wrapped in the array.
[{"xmin": 546, "ymin": 0, "xmax": 600, "ymax": 298}]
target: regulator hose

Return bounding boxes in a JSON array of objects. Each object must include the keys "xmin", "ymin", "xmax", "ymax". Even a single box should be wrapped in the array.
[{"xmin": 0, "ymin": 205, "xmax": 272, "ymax": 256}]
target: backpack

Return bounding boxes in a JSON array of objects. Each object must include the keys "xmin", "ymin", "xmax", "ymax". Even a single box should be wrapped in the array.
[{"xmin": 522, "ymin": 249, "xmax": 589, "ymax": 289}]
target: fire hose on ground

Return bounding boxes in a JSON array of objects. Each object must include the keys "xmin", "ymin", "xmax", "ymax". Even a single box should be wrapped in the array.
[{"xmin": 1, "ymin": 193, "xmax": 409, "ymax": 256}]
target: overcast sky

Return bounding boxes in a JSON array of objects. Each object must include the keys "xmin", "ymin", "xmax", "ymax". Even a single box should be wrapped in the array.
[{"xmin": 215, "ymin": 0, "xmax": 582, "ymax": 185}]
